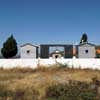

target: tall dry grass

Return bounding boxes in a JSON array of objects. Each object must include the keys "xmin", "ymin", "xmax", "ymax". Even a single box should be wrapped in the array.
[{"xmin": 0, "ymin": 66, "xmax": 100, "ymax": 100}]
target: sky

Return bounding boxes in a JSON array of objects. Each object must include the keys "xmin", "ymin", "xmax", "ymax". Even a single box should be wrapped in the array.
[{"xmin": 0, "ymin": 0, "xmax": 100, "ymax": 47}]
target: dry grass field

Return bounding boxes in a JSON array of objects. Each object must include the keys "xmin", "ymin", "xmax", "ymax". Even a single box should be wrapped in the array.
[{"xmin": 0, "ymin": 65, "xmax": 100, "ymax": 100}]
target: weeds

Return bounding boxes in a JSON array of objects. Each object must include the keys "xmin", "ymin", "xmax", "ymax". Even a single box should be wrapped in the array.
[{"xmin": 0, "ymin": 66, "xmax": 99, "ymax": 100}]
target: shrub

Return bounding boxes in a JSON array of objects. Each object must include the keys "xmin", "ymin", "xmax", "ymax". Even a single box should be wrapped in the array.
[
  {"xmin": 12, "ymin": 86, "xmax": 39, "ymax": 100},
  {"xmin": 0, "ymin": 83, "xmax": 13, "ymax": 100},
  {"xmin": 46, "ymin": 83, "xmax": 80, "ymax": 100},
  {"xmin": 80, "ymin": 91, "xmax": 97, "ymax": 100},
  {"xmin": 46, "ymin": 82, "xmax": 97, "ymax": 100},
  {"xmin": 0, "ymin": 83, "xmax": 39, "ymax": 100}
]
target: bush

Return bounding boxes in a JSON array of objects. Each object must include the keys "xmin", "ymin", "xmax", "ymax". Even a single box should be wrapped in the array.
[
  {"xmin": 80, "ymin": 91, "xmax": 97, "ymax": 100},
  {"xmin": 46, "ymin": 82, "xmax": 97, "ymax": 100},
  {"xmin": 12, "ymin": 86, "xmax": 39, "ymax": 100},
  {"xmin": 0, "ymin": 83, "xmax": 39, "ymax": 100},
  {"xmin": 46, "ymin": 84, "xmax": 80, "ymax": 100},
  {"xmin": 0, "ymin": 84, "xmax": 13, "ymax": 100}
]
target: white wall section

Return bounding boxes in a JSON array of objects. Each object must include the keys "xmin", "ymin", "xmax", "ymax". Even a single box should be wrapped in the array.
[{"xmin": 0, "ymin": 58, "xmax": 100, "ymax": 70}]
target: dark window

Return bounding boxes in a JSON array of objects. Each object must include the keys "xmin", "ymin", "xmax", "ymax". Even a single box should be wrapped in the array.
[
  {"xmin": 85, "ymin": 50, "xmax": 88, "ymax": 53},
  {"xmin": 55, "ymin": 55, "xmax": 58, "ymax": 59},
  {"xmin": 27, "ymin": 50, "xmax": 30, "ymax": 54}
]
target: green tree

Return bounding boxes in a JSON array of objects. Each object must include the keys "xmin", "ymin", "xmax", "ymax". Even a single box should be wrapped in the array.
[
  {"xmin": 1, "ymin": 35, "xmax": 18, "ymax": 58},
  {"xmin": 80, "ymin": 33, "xmax": 88, "ymax": 44}
]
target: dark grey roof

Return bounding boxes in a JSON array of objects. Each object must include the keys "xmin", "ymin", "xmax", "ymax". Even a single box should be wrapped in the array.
[
  {"xmin": 20, "ymin": 43, "xmax": 39, "ymax": 48},
  {"xmin": 40, "ymin": 44, "xmax": 73, "ymax": 47},
  {"xmin": 78, "ymin": 43, "xmax": 95, "ymax": 47}
]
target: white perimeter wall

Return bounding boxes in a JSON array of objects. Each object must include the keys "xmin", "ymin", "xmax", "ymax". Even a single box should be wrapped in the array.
[{"xmin": 0, "ymin": 58, "xmax": 100, "ymax": 70}]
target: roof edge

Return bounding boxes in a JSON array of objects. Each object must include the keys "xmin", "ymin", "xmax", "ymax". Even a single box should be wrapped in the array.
[
  {"xmin": 20, "ymin": 43, "xmax": 39, "ymax": 47},
  {"xmin": 78, "ymin": 42, "xmax": 95, "ymax": 46}
]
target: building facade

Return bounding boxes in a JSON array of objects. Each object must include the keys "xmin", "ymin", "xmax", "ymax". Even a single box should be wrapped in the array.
[
  {"xmin": 78, "ymin": 43, "xmax": 96, "ymax": 58},
  {"xmin": 20, "ymin": 43, "xmax": 39, "ymax": 58}
]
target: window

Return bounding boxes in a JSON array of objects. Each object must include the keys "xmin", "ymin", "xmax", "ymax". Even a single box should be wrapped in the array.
[
  {"xmin": 85, "ymin": 50, "xmax": 88, "ymax": 54},
  {"xmin": 27, "ymin": 50, "xmax": 30, "ymax": 54},
  {"xmin": 55, "ymin": 55, "xmax": 58, "ymax": 59}
]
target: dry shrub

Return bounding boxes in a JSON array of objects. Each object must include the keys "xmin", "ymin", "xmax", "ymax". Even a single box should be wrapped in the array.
[
  {"xmin": 0, "ymin": 66, "xmax": 100, "ymax": 100},
  {"xmin": 0, "ymin": 67, "xmax": 34, "ymax": 73},
  {"xmin": 0, "ymin": 83, "xmax": 13, "ymax": 100},
  {"xmin": 46, "ymin": 82, "xmax": 97, "ymax": 100},
  {"xmin": 8, "ymin": 67, "xmax": 34, "ymax": 73},
  {"xmin": 12, "ymin": 87, "xmax": 39, "ymax": 100}
]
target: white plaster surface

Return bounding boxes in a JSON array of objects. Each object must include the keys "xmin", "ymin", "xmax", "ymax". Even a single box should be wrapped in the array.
[{"xmin": 0, "ymin": 58, "xmax": 100, "ymax": 70}]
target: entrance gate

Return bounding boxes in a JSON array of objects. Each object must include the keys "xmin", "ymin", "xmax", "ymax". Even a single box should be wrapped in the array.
[{"xmin": 40, "ymin": 44, "xmax": 73, "ymax": 58}]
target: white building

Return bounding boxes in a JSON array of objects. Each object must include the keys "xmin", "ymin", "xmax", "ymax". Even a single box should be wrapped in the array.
[
  {"xmin": 20, "ymin": 43, "xmax": 39, "ymax": 58},
  {"xmin": 78, "ymin": 43, "xmax": 96, "ymax": 58}
]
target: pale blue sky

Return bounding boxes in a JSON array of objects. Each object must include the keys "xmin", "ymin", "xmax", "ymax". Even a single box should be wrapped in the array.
[{"xmin": 0, "ymin": 0, "xmax": 100, "ymax": 47}]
